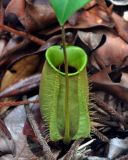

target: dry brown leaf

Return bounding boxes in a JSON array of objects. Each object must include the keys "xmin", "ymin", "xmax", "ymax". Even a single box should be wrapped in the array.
[
  {"xmin": 1, "ymin": 55, "xmax": 40, "ymax": 91},
  {"xmin": 5, "ymin": 0, "xmax": 56, "ymax": 31},
  {"xmin": 0, "ymin": 55, "xmax": 40, "ymax": 114},
  {"xmin": 90, "ymin": 67, "xmax": 128, "ymax": 103},
  {"xmin": 41, "ymin": 5, "xmax": 114, "ymax": 36},
  {"xmin": 90, "ymin": 32, "xmax": 128, "ymax": 67}
]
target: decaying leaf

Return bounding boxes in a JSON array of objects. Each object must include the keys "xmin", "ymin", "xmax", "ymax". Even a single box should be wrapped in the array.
[
  {"xmin": 0, "ymin": 74, "xmax": 40, "ymax": 99},
  {"xmin": 90, "ymin": 67, "xmax": 128, "ymax": 103},
  {"xmin": 0, "ymin": 0, "xmax": 128, "ymax": 159},
  {"xmin": 1, "ymin": 55, "xmax": 40, "ymax": 91},
  {"xmin": 0, "ymin": 54, "xmax": 41, "ymax": 114},
  {"xmin": 90, "ymin": 32, "xmax": 128, "ymax": 67},
  {"xmin": 5, "ymin": 0, "xmax": 56, "ymax": 31}
]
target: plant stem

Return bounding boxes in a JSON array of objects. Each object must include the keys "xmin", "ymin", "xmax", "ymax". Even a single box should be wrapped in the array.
[{"xmin": 61, "ymin": 25, "xmax": 70, "ymax": 144}]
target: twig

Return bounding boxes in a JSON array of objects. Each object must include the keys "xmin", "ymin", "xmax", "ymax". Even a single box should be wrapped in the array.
[
  {"xmin": 24, "ymin": 103, "xmax": 55, "ymax": 160},
  {"xmin": 0, "ymin": 23, "xmax": 45, "ymax": 45},
  {"xmin": 0, "ymin": 99, "xmax": 39, "ymax": 108},
  {"xmin": 95, "ymin": 96, "xmax": 126, "ymax": 125},
  {"xmin": 92, "ymin": 127, "xmax": 109, "ymax": 142},
  {"xmin": 60, "ymin": 139, "xmax": 83, "ymax": 160},
  {"xmin": 0, "ymin": 118, "xmax": 12, "ymax": 139}
]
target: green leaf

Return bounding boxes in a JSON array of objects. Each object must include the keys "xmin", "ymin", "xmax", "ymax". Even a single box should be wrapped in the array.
[{"xmin": 49, "ymin": 0, "xmax": 91, "ymax": 25}]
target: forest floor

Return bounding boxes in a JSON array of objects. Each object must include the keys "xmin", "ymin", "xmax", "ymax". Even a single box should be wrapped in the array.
[{"xmin": 0, "ymin": 0, "xmax": 128, "ymax": 160}]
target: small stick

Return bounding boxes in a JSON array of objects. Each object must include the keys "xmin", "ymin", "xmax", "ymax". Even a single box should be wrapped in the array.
[
  {"xmin": 0, "ymin": 99, "xmax": 39, "ymax": 108},
  {"xmin": 92, "ymin": 127, "xmax": 109, "ymax": 142},
  {"xmin": 0, "ymin": 23, "xmax": 45, "ymax": 45},
  {"xmin": 24, "ymin": 103, "xmax": 55, "ymax": 160},
  {"xmin": 95, "ymin": 96, "xmax": 125, "ymax": 125},
  {"xmin": 60, "ymin": 139, "xmax": 83, "ymax": 160}
]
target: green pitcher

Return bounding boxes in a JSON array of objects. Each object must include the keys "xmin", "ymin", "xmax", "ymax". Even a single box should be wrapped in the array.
[{"xmin": 39, "ymin": 45, "xmax": 90, "ymax": 142}]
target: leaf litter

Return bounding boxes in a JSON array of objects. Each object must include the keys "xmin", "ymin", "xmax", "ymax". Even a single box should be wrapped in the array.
[{"xmin": 0, "ymin": 0, "xmax": 128, "ymax": 159}]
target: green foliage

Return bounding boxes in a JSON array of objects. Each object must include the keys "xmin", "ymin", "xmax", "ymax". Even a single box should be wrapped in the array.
[
  {"xmin": 40, "ymin": 0, "xmax": 91, "ymax": 144},
  {"xmin": 39, "ymin": 46, "xmax": 90, "ymax": 142},
  {"xmin": 49, "ymin": 0, "xmax": 91, "ymax": 25}
]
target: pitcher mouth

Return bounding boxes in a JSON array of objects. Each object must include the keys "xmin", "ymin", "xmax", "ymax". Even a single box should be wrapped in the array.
[
  {"xmin": 57, "ymin": 63, "xmax": 77, "ymax": 74},
  {"xmin": 46, "ymin": 45, "xmax": 88, "ymax": 76}
]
